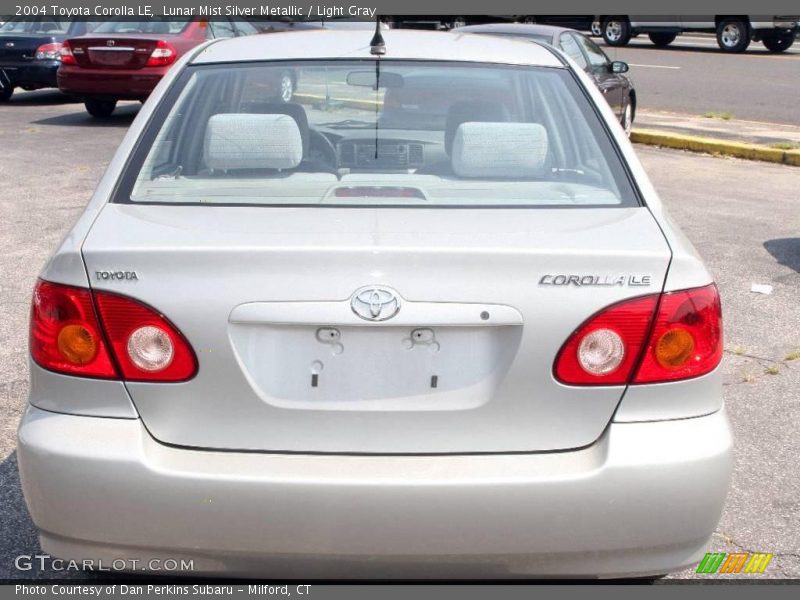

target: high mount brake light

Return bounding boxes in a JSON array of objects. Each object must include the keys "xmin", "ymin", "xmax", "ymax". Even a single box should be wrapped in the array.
[
  {"xmin": 30, "ymin": 280, "xmax": 197, "ymax": 382},
  {"xmin": 554, "ymin": 284, "xmax": 722, "ymax": 386}
]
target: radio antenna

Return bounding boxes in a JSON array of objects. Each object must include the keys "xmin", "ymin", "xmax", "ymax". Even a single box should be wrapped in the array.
[{"xmin": 370, "ymin": 18, "xmax": 386, "ymax": 56}]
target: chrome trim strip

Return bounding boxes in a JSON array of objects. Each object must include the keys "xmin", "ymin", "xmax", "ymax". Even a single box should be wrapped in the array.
[{"xmin": 87, "ymin": 46, "xmax": 136, "ymax": 52}]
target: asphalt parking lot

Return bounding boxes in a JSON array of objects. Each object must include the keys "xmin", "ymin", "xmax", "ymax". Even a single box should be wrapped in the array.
[
  {"xmin": 0, "ymin": 90, "xmax": 798, "ymax": 580},
  {"xmin": 598, "ymin": 34, "xmax": 800, "ymax": 124}
]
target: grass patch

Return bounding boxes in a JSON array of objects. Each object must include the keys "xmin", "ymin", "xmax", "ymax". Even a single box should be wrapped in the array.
[
  {"xmin": 764, "ymin": 366, "xmax": 780, "ymax": 376},
  {"xmin": 743, "ymin": 372, "xmax": 757, "ymax": 383},
  {"xmin": 769, "ymin": 142, "xmax": 800, "ymax": 151},
  {"xmin": 785, "ymin": 350, "xmax": 800, "ymax": 361},
  {"xmin": 703, "ymin": 112, "xmax": 734, "ymax": 121},
  {"xmin": 732, "ymin": 345, "xmax": 746, "ymax": 356}
]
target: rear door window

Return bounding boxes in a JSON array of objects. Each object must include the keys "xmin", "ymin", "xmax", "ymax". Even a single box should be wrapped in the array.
[
  {"xmin": 559, "ymin": 33, "xmax": 589, "ymax": 70},
  {"xmin": 208, "ymin": 19, "xmax": 237, "ymax": 39},
  {"xmin": 573, "ymin": 34, "xmax": 611, "ymax": 71}
]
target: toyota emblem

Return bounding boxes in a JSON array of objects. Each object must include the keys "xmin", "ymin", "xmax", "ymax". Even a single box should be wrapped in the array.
[
  {"xmin": 107, "ymin": 40, "xmax": 115, "ymax": 47},
  {"xmin": 350, "ymin": 286, "xmax": 400, "ymax": 322}
]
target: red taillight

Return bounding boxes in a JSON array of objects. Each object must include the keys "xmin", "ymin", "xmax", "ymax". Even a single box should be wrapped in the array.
[
  {"xmin": 554, "ymin": 284, "xmax": 722, "ymax": 386},
  {"xmin": 30, "ymin": 280, "xmax": 197, "ymax": 382},
  {"xmin": 58, "ymin": 40, "xmax": 76, "ymax": 65},
  {"xmin": 35, "ymin": 42, "xmax": 63, "ymax": 61},
  {"xmin": 30, "ymin": 281, "xmax": 117, "ymax": 378},
  {"xmin": 93, "ymin": 291, "xmax": 197, "ymax": 382},
  {"xmin": 633, "ymin": 284, "xmax": 722, "ymax": 384},
  {"xmin": 554, "ymin": 294, "xmax": 659, "ymax": 385},
  {"xmin": 145, "ymin": 40, "xmax": 177, "ymax": 67}
]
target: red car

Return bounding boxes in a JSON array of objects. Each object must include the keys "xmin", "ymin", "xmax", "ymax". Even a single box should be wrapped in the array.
[{"xmin": 57, "ymin": 18, "xmax": 259, "ymax": 117}]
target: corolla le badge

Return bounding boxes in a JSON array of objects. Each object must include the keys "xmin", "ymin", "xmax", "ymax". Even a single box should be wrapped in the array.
[{"xmin": 351, "ymin": 286, "xmax": 400, "ymax": 322}]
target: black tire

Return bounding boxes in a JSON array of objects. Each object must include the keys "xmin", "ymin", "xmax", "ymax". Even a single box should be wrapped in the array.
[
  {"xmin": 84, "ymin": 99, "xmax": 117, "ymax": 118},
  {"xmin": 648, "ymin": 32, "xmax": 677, "ymax": 47},
  {"xmin": 621, "ymin": 94, "xmax": 635, "ymax": 137},
  {"xmin": 602, "ymin": 17, "xmax": 632, "ymax": 47},
  {"xmin": 716, "ymin": 18, "xmax": 750, "ymax": 53},
  {"xmin": 762, "ymin": 32, "xmax": 795, "ymax": 52},
  {"xmin": 0, "ymin": 85, "xmax": 13, "ymax": 102}
]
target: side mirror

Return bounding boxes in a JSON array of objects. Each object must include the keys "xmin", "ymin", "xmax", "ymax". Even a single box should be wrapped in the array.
[{"xmin": 611, "ymin": 61, "xmax": 629, "ymax": 74}]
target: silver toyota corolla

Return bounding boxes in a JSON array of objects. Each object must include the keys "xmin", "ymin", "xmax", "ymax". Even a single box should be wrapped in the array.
[{"xmin": 18, "ymin": 30, "xmax": 732, "ymax": 579}]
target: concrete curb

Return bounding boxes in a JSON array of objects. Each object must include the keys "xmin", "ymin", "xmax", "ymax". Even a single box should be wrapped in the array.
[
  {"xmin": 631, "ymin": 128, "xmax": 800, "ymax": 167},
  {"xmin": 294, "ymin": 92, "xmax": 380, "ymax": 111}
]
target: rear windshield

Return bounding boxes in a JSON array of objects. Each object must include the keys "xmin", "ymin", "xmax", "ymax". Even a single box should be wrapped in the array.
[
  {"xmin": 120, "ymin": 60, "xmax": 638, "ymax": 208},
  {"xmin": 92, "ymin": 18, "xmax": 189, "ymax": 34}
]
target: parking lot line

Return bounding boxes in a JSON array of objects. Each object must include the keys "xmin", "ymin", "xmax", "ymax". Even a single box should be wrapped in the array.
[{"xmin": 628, "ymin": 64, "xmax": 682, "ymax": 69}]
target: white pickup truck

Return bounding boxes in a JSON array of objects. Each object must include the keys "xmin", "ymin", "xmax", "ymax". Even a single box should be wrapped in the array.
[{"xmin": 595, "ymin": 15, "xmax": 799, "ymax": 53}]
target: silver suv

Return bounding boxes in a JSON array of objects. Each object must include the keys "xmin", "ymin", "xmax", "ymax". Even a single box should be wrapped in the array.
[{"xmin": 597, "ymin": 15, "xmax": 799, "ymax": 52}]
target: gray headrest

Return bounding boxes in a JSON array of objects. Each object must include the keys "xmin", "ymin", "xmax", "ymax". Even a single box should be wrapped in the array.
[
  {"xmin": 451, "ymin": 122, "xmax": 549, "ymax": 178},
  {"xmin": 204, "ymin": 113, "xmax": 303, "ymax": 171},
  {"xmin": 445, "ymin": 100, "xmax": 511, "ymax": 156}
]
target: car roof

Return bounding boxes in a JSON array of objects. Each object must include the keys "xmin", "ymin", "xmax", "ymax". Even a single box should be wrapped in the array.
[{"xmin": 191, "ymin": 29, "xmax": 564, "ymax": 67}]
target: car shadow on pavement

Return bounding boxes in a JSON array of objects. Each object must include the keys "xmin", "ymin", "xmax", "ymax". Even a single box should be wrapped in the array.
[
  {"xmin": 32, "ymin": 104, "xmax": 139, "ymax": 128},
  {"xmin": 764, "ymin": 238, "xmax": 800, "ymax": 273},
  {"xmin": 0, "ymin": 451, "xmax": 44, "ymax": 579},
  {"xmin": 7, "ymin": 90, "xmax": 80, "ymax": 106}
]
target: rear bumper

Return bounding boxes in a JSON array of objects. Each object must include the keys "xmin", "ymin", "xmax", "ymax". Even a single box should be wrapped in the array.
[
  {"xmin": 17, "ymin": 405, "xmax": 733, "ymax": 578},
  {"xmin": 0, "ymin": 60, "xmax": 59, "ymax": 89},
  {"xmin": 57, "ymin": 65, "xmax": 166, "ymax": 100}
]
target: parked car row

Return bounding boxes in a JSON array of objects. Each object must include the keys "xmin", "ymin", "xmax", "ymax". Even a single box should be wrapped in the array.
[
  {"xmin": 2, "ymin": 17, "xmax": 636, "ymax": 133},
  {"xmin": 385, "ymin": 14, "xmax": 800, "ymax": 53},
  {"xmin": 0, "ymin": 17, "xmax": 96, "ymax": 101},
  {"xmin": 0, "ymin": 16, "xmax": 263, "ymax": 115},
  {"xmin": 0, "ymin": 17, "xmax": 394, "ymax": 116}
]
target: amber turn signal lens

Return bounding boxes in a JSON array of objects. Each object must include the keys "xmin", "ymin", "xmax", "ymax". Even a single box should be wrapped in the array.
[
  {"xmin": 57, "ymin": 324, "xmax": 98, "ymax": 365},
  {"xmin": 655, "ymin": 328, "xmax": 695, "ymax": 369}
]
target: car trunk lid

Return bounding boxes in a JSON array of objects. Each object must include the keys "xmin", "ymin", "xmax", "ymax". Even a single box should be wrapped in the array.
[
  {"xmin": 0, "ymin": 34, "xmax": 55, "ymax": 63},
  {"xmin": 82, "ymin": 204, "xmax": 671, "ymax": 454},
  {"xmin": 69, "ymin": 36, "xmax": 163, "ymax": 69}
]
